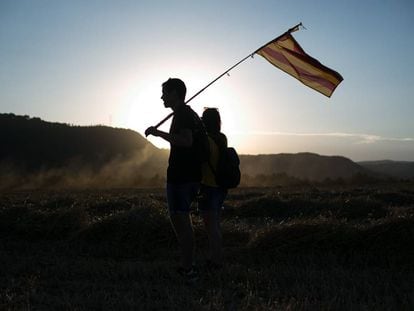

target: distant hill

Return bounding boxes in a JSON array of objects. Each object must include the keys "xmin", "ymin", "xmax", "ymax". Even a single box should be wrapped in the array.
[
  {"xmin": 0, "ymin": 113, "xmax": 168, "ymax": 189},
  {"xmin": 1, "ymin": 113, "xmax": 390, "ymax": 189},
  {"xmin": 358, "ymin": 160, "xmax": 414, "ymax": 180},
  {"xmin": 240, "ymin": 153, "xmax": 370, "ymax": 182}
]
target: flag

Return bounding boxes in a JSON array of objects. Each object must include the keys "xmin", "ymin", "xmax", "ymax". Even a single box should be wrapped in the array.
[{"xmin": 256, "ymin": 32, "xmax": 343, "ymax": 97}]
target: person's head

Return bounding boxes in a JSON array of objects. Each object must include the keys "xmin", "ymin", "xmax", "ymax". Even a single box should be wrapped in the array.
[
  {"xmin": 161, "ymin": 78, "xmax": 186, "ymax": 109},
  {"xmin": 202, "ymin": 108, "xmax": 221, "ymax": 134}
]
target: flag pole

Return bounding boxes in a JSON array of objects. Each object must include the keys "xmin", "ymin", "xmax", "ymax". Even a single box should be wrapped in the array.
[{"xmin": 149, "ymin": 22, "xmax": 303, "ymax": 132}]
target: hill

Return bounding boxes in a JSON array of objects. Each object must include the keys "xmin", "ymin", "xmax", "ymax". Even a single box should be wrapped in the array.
[
  {"xmin": 359, "ymin": 160, "xmax": 414, "ymax": 180},
  {"xmin": 240, "ymin": 153, "xmax": 370, "ymax": 182},
  {"xmin": 0, "ymin": 113, "xmax": 168, "ymax": 189},
  {"xmin": 1, "ymin": 113, "xmax": 386, "ymax": 189}
]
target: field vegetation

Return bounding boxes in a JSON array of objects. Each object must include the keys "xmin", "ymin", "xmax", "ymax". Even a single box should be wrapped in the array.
[{"xmin": 1, "ymin": 183, "xmax": 413, "ymax": 310}]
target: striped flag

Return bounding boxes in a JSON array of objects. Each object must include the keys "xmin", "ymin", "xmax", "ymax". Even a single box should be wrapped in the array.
[{"xmin": 256, "ymin": 32, "xmax": 343, "ymax": 97}]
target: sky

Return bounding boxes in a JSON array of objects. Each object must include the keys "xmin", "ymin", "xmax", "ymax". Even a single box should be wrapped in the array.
[{"xmin": 1, "ymin": 0, "xmax": 413, "ymax": 161}]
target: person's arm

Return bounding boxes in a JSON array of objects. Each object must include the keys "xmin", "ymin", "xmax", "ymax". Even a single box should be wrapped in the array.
[{"xmin": 145, "ymin": 126, "xmax": 193, "ymax": 147}]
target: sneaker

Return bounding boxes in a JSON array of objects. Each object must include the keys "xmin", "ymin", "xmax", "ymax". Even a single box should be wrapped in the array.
[{"xmin": 177, "ymin": 266, "xmax": 199, "ymax": 283}]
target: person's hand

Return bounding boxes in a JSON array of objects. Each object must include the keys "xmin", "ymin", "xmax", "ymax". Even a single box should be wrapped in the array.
[{"xmin": 145, "ymin": 126, "xmax": 158, "ymax": 137}]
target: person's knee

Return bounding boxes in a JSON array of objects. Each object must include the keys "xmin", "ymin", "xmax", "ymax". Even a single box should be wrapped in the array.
[
  {"xmin": 171, "ymin": 214, "xmax": 193, "ymax": 235},
  {"xmin": 171, "ymin": 213, "xmax": 190, "ymax": 223},
  {"xmin": 205, "ymin": 219, "xmax": 221, "ymax": 237}
]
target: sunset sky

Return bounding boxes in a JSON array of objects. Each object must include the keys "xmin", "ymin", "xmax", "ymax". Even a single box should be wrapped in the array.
[{"xmin": 1, "ymin": 0, "xmax": 413, "ymax": 161}]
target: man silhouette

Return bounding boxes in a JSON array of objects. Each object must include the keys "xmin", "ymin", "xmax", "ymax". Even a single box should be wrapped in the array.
[{"xmin": 145, "ymin": 78, "xmax": 200, "ymax": 280}]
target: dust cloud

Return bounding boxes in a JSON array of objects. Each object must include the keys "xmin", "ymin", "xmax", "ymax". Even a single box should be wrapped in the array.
[{"xmin": 0, "ymin": 145, "xmax": 168, "ymax": 190}]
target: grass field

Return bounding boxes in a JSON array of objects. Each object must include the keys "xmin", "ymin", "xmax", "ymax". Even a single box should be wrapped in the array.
[{"xmin": 1, "ymin": 183, "xmax": 413, "ymax": 310}]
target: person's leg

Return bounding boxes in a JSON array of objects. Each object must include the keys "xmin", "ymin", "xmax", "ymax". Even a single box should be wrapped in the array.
[
  {"xmin": 200, "ymin": 186, "xmax": 226, "ymax": 265},
  {"xmin": 167, "ymin": 182, "xmax": 199, "ymax": 270},
  {"xmin": 202, "ymin": 210, "xmax": 222, "ymax": 265},
  {"xmin": 170, "ymin": 213, "xmax": 194, "ymax": 270}
]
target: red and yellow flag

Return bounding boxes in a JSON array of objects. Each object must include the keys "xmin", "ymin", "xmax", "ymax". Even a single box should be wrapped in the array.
[{"xmin": 256, "ymin": 32, "xmax": 343, "ymax": 97}]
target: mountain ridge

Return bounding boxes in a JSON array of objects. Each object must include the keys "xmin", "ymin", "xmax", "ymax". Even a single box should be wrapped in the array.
[
  {"xmin": 1, "ymin": 113, "xmax": 411, "ymax": 189},
  {"xmin": 358, "ymin": 160, "xmax": 414, "ymax": 180},
  {"xmin": 0, "ymin": 113, "xmax": 168, "ymax": 188},
  {"xmin": 239, "ymin": 152, "xmax": 368, "ymax": 182}
]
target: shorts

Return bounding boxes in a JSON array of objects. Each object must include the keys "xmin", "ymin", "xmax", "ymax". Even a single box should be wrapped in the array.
[
  {"xmin": 166, "ymin": 182, "xmax": 200, "ymax": 215},
  {"xmin": 198, "ymin": 184, "xmax": 227, "ymax": 214}
]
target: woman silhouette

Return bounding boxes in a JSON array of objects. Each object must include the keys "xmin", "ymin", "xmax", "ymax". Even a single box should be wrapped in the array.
[{"xmin": 199, "ymin": 108, "xmax": 228, "ymax": 269}]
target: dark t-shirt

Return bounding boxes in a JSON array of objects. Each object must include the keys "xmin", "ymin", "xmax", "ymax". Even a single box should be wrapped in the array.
[{"xmin": 167, "ymin": 105, "xmax": 202, "ymax": 184}]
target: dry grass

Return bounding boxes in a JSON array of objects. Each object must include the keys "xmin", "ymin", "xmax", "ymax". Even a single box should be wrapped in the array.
[{"xmin": 1, "ymin": 184, "xmax": 414, "ymax": 310}]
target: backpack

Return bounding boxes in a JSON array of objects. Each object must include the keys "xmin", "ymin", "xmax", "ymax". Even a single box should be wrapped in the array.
[{"xmin": 209, "ymin": 135, "xmax": 241, "ymax": 189}]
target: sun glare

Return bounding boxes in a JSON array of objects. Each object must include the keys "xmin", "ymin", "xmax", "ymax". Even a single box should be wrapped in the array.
[
  {"xmin": 113, "ymin": 74, "xmax": 168, "ymax": 148},
  {"xmin": 113, "ymin": 64, "xmax": 248, "ymax": 150}
]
